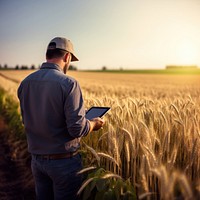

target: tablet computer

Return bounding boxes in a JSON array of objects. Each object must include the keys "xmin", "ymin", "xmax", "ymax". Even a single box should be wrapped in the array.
[{"xmin": 86, "ymin": 107, "xmax": 110, "ymax": 120}]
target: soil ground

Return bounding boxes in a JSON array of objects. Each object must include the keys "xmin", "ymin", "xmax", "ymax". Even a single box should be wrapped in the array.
[{"xmin": 0, "ymin": 116, "xmax": 35, "ymax": 200}]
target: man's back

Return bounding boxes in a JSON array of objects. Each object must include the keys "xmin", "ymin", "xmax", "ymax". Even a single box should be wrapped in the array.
[{"xmin": 18, "ymin": 62, "xmax": 89, "ymax": 154}]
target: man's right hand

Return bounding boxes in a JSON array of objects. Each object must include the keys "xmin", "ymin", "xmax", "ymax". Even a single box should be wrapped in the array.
[{"xmin": 89, "ymin": 117, "xmax": 105, "ymax": 132}]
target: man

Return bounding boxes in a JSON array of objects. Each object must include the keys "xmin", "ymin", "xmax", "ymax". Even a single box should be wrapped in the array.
[{"xmin": 17, "ymin": 37, "xmax": 105, "ymax": 200}]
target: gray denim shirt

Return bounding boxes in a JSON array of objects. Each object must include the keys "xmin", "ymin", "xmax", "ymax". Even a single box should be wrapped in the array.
[{"xmin": 17, "ymin": 62, "xmax": 90, "ymax": 154}]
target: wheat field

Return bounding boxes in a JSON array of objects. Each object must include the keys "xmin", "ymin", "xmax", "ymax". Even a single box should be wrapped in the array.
[{"xmin": 0, "ymin": 70, "xmax": 200, "ymax": 199}]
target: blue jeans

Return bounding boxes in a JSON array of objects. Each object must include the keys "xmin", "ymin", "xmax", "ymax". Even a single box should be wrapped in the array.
[{"xmin": 31, "ymin": 153, "xmax": 83, "ymax": 200}]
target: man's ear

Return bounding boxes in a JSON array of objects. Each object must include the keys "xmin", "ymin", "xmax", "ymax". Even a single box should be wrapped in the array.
[
  {"xmin": 63, "ymin": 53, "xmax": 69, "ymax": 62},
  {"xmin": 64, "ymin": 53, "xmax": 71, "ymax": 63}
]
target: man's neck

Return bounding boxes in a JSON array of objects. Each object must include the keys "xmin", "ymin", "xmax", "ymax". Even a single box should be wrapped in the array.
[{"xmin": 46, "ymin": 59, "xmax": 64, "ymax": 70}]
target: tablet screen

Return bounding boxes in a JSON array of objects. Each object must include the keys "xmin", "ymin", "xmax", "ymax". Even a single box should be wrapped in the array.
[{"xmin": 86, "ymin": 107, "xmax": 110, "ymax": 120}]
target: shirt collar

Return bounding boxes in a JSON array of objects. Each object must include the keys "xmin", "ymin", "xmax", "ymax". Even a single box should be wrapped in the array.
[{"xmin": 40, "ymin": 62, "xmax": 63, "ymax": 72}]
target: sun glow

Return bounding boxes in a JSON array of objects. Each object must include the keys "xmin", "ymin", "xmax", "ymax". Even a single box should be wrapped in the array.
[{"xmin": 176, "ymin": 42, "xmax": 199, "ymax": 66}]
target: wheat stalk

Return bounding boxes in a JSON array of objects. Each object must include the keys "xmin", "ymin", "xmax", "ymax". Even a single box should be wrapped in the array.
[
  {"xmin": 77, "ymin": 177, "xmax": 95, "ymax": 196},
  {"xmin": 77, "ymin": 166, "xmax": 97, "ymax": 175},
  {"xmin": 82, "ymin": 142, "xmax": 100, "ymax": 166},
  {"xmin": 101, "ymin": 173, "xmax": 122, "ymax": 180},
  {"xmin": 97, "ymin": 152, "xmax": 120, "ymax": 167},
  {"xmin": 178, "ymin": 174, "xmax": 193, "ymax": 199}
]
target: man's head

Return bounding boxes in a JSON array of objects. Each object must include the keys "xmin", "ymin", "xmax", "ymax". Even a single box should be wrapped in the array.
[{"xmin": 46, "ymin": 37, "xmax": 78, "ymax": 73}]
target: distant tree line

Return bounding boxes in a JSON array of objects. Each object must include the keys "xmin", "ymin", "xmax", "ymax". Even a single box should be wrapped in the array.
[
  {"xmin": 68, "ymin": 65, "xmax": 77, "ymax": 71},
  {"xmin": 0, "ymin": 64, "xmax": 78, "ymax": 71},
  {"xmin": 166, "ymin": 65, "xmax": 198, "ymax": 70},
  {"xmin": 15, "ymin": 64, "xmax": 37, "ymax": 70},
  {"xmin": 0, "ymin": 64, "xmax": 38, "ymax": 70}
]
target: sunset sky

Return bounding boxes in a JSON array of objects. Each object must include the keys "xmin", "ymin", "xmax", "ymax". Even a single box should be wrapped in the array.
[{"xmin": 0, "ymin": 0, "xmax": 200, "ymax": 69}]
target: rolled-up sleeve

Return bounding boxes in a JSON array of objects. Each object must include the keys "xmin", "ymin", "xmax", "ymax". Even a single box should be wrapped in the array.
[{"xmin": 64, "ymin": 80, "xmax": 90, "ymax": 138}]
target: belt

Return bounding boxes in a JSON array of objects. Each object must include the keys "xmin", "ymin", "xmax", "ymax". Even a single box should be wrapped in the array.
[{"xmin": 34, "ymin": 151, "xmax": 79, "ymax": 160}]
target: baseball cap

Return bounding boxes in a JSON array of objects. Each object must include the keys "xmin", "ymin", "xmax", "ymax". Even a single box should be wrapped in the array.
[{"xmin": 47, "ymin": 37, "xmax": 79, "ymax": 62}]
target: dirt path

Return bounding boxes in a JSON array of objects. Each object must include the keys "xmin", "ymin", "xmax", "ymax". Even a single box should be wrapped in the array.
[{"xmin": 0, "ymin": 116, "xmax": 35, "ymax": 200}]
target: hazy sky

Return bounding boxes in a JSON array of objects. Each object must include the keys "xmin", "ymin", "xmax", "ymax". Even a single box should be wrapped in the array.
[{"xmin": 0, "ymin": 0, "xmax": 200, "ymax": 69}]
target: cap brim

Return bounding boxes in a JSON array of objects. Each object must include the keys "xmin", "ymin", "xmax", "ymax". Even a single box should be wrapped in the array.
[{"xmin": 71, "ymin": 54, "xmax": 79, "ymax": 62}]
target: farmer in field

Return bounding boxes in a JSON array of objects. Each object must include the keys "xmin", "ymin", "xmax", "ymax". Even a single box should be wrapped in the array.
[{"xmin": 17, "ymin": 37, "xmax": 105, "ymax": 200}]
